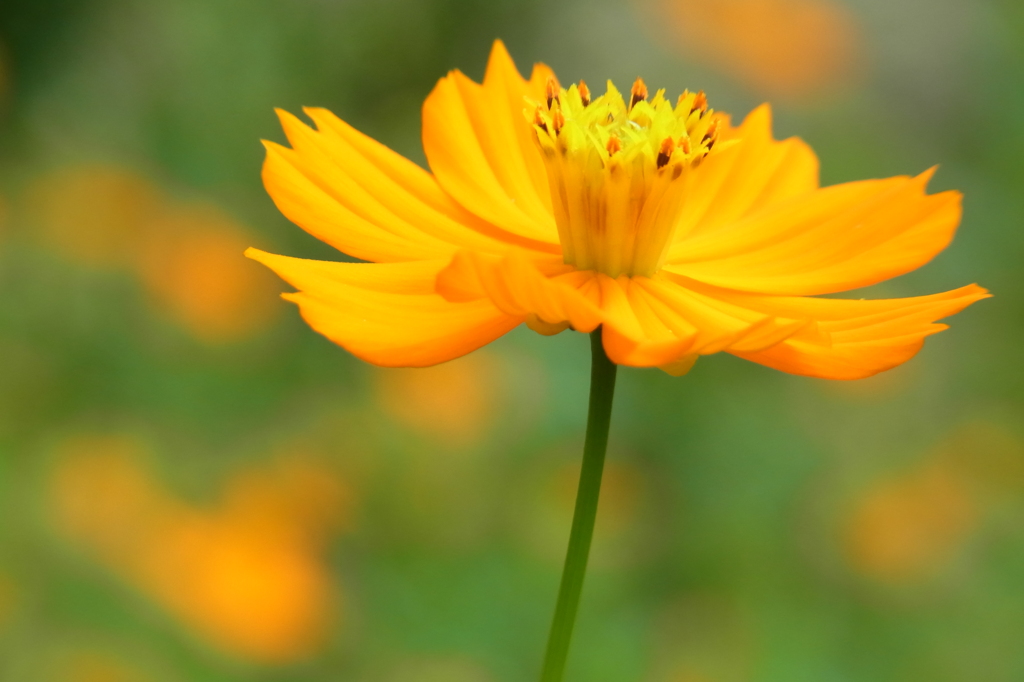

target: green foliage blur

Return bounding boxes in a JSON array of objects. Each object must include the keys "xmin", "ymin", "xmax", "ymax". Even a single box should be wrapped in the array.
[{"xmin": 0, "ymin": 0, "xmax": 1021, "ymax": 680}]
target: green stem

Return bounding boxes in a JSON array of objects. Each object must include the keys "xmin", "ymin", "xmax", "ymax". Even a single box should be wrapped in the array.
[{"xmin": 540, "ymin": 328, "xmax": 618, "ymax": 682}]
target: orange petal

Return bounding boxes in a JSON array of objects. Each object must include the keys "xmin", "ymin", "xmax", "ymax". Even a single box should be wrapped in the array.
[
  {"xmin": 599, "ymin": 277, "xmax": 699, "ymax": 367},
  {"xmin": 434, "ymin": 252, "xmax": 810, "ymax": 370},
  {"xmin": 262, "ymin": 141, "xmax": 447, "ymax": 263},
  {"xmin": 422, "ymin": 40, "xmax": 559, "ymax": 244},
  {"xmin": 711, "ymin": 283, "xmax": 991, "ymax": 379},
  {"xmin": 666, "ymin": 168, "xmax": 962, "ymax": 295},
  {"xmin": 437, "ymin": 248, "xmax": 601, "ymax": 333},
  {"xmin": 277, "ymin": 108, "xmax": 536, "ymax": 256},
  {"xmin": 672, "ymin": 104, "xmax": 820, "ymax": 243},
  {"xmin": 601, "ymin": 275, "xmax": 808, "ymax": 367},
  {"xmin": 246, "ymin": 248, "xmax": 519, "ymax": 366}
]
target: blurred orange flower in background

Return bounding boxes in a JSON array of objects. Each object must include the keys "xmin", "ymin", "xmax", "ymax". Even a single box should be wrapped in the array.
[
  {"xmin": 845, "ymin": 459, "xmax": 977, "ymax": 583},
  {"xmin": 49, "ymin": 435, "xmax": 350, "ymax": 663},
  {"xmin": 653, "ymin": 0, "xmax": 862, "ymax": 99},
  {"xmin": 24, "ymin": 165, "xmax": 279, "ymax": 343},
  {"xmin": 137, "ymin": 205, "xmax": 281, "ymax": 343},
  {"xmin": 374, "ymin": 351, "xmax": 500, "ymax": 447},
  {"xmin": 941, "ymin": 420, "xmax": 1024, "ymax": 495},
  {"xmin": 27, "ymin": 166, "xmax": 161, "ymax": 268}
]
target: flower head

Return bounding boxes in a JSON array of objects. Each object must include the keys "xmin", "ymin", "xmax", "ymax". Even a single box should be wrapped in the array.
[
  {"xmin": 248, "ymin": 41, "xmax": 987, "ymax": 379},
  {"xmin": 531, "ymin": 77, "xmax": 722, "ymax": 278}
]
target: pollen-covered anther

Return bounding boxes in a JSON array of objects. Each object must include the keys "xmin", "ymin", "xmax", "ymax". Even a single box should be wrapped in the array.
[
  {"xmin": 551, "ymin": 108, "xmax": 565, "ymax": 134},
  {"xmin": 578, "ymin": 80, "xmax": 591, "ymax": 106},
  {"xmin": 678, "ymin": 137, "xmax": 692, "ymax": 154},
  {"xmin": 545, "ymin": 78, "xmax": 559, "ymax": 109},
  {"xmin": 656, "ymin": 137, "xmax": 674, "ymax": 169},
  {"xmin": 606, "ymin": 134, "xmax": 623, "ymax": 155},
  {"xmin": 629, "ymin": 77, "xmax": 648, "ymax": 109},
  {"xmin": 533, "ymin": 106, "xmax": 549, "ymax": 134},
  {"xmin": 691, "ymin": 91, "xmax": 708, "ymax": 114},
  {"xmin": 702, "ymin": 120, "xmax": 720, "ymax": 148}
]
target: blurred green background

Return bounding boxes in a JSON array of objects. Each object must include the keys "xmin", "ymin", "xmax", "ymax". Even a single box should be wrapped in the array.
[{"xmin": 0, "ymin": 0, "xmax": 1020, "ymax": 680}]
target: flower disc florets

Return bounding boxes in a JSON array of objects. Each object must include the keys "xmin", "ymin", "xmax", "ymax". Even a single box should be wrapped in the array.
[{"xmin": 530, "ymin": 77, "xmax": 723, "ymax": 278}]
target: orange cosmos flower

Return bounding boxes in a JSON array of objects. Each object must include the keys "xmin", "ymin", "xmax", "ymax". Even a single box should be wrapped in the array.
[
  {"xmin": 247, "ymin": 41, "xmax": 987, "ymax": 380},
  {"xmin": 845, "ymin": 459, "xmax": 977, "ymax": 583},
  {"xmin": 50, "ymin": 437, "xmax": 346, "ymax": 663},
  {"xmin": 654, "ymin": 0, "xmax": 862, "ymax": 99}
]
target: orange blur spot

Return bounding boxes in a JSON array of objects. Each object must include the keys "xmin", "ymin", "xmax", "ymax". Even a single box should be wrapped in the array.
[
  {"xmin": 656, "ymin": 0, "xmax": 861, "ymax": 99},
  {"xmin": 24, "ymin": 165, "xmax": 279, "ymax": 343},
  {"xmin": 845, "ymin": 460, "xmax": 976, "ymax": 583},
  {"xmin": 49, "ymin": 436, "xmax": 349, "ymax": 663},
  {"xmin": 941, "ymin": 420, "xmax": 1024, "ymax": 493},
  {"xmin": 137, "ymin": 204, "xmax": 281, "ymax": 343},
  {"xmin": 26, "ymin": 166, "xmax": 162, "ymax": 267},
  {"xmin": 374, "ymin": 351, "xmax": 499, "ymax": 446}
]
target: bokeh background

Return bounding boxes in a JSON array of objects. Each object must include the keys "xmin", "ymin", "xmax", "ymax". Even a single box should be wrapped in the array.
[{"xmin": 0, "ymin": 0, "xmax": 1020, "ymax": 680}]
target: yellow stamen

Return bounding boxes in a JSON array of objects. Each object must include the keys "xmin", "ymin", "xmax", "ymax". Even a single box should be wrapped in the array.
[
  {"xmin": 528, "ymin": 80, "xmax": 724, "ymax": 278},
  {"xmin": 533, "ymin": 106, "xmax": 549, "ymax": 133},
  {"xmin": 656, "ymin": 137, "xmax": 674, "ymax": 169},
  {"xmin": 546, "ymin": 78, "xmax": 559, "ymax": 109},
  {"xmin": 606, "ymin": 134, "xmax": 622, "ymax": 155},
  {"xmin": 578, "ymin": 80, "xmax": 591, "ymax": 107},
  {"xmin": 703, "ymin": 120, "xmax": 720, "ymax": 148},
  {"xmin": 691, "ymin": 90, "xmax": 708, "ymax": 113},
  {"xmin": 552, "ymin": 108, "xmax": 565, "ymax": 134},
  {"xmin": 629, "ymin": 77, "xmax": 648, "ymax": 109}
]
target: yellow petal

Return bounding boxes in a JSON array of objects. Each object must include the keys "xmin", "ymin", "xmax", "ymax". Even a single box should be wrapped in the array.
[
  {"xmin": 278, "ymin": 108, "xmax": 525, "ymax": 254},
  {"xmin": 665, "ymin": 168, "xmax": 962, "ymax": 295},
  {"xmin": 421, "ymin": 40, "xmax": 559, "ymax": 244},
  {"xmin": 436, "ymin": 248, "xmax": 602, "ymax": 333},
  {"xmin": 672, "ymin": 104, "xmax": 820, "ymax": 242},
  {"xmin": 598, "ymin": 277, "xmax": 700, "ymax": 367},
  {"xmin": 246, "ymin": 248, "xmax": 519, "ymax": 367},
  {"xmin": 715, "ymin": 284, "xmax": 991, "ymax": 379},
  {"xmin": 659, "ymin": 354, "xmax": 698, "ymax": 377},
  {"xmin": 262, "ymin": 141, "xmax": 446, "ymax": 262}
]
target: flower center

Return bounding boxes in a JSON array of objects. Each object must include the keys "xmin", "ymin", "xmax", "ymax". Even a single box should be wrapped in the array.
[{"xmin": 530, "ymin": 77, "xmax": 722, "ymax": 278}]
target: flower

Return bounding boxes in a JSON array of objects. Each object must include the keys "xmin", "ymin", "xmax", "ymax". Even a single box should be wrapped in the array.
[
  {"xmin": 50, "ymin": 436, "xmax": 347, "ymax": 663},
  {"xmin": 247, "ymin": 41, "xmax": 987, "ymax": 380},
  {"xmin": 137, "ymin": 204, "xmax": 281, "ymax": 343},
  {"xmin": 26, "ymin": 165, "xmax": 279, "ymax": 343},
  {"xmin": 845, "ymin": 459, "xmax": 977, "ymax": 583},
  {"xmin": 27, "ymin": 165, "xmax": 161, "ymax": 268},
  {"xmin": 652, "ymin": 0, "xmax": 862, "ymax": 99},
  {"xmin": 374, "ymin": 351, "xmax": 499, "ymax": 446}
]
